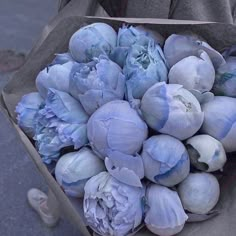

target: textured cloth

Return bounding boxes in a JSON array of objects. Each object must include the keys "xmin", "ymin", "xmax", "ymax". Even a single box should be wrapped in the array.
[{"xmin": 98, "ymin": 0, "xmax": 236, "ymax": 23}]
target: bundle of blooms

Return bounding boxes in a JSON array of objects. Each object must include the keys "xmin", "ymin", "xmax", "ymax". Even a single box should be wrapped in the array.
[{"xmin": 17, "ymin": 22, "xmax": 236, "ymax": 236}]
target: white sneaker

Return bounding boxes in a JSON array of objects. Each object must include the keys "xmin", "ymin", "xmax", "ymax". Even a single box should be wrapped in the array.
[{"xmin": 27, "ymin": 188, "xmax": 59, "ymax": 227}]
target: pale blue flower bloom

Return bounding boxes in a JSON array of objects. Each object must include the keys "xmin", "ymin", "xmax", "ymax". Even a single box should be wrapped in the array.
[
  {"xmin": 69, "ymin": 23, "xmax": 117, "ymax": 63},
  {"xmin": 169, "ymin": 50, "xmax": 215, "ymax": 92},
  {"xmin": 70, "ymin": 55, "xmax": 126, "ymax": 115},
  {"xmin": 141, "ymin": 135, "xmax": 190, "ymax": 187},
  {"xmin": 124, "ymin": 39, "xmax": 168, "ymax": 100},
  {"xmin": 186, "ymin": 134, "xmax": 227, "ymax": 172},
  {"xmin": 117, "ymin": 25, "xmax": 164, "ymax": 48},
  {"xmin": 145, "ymin": 184, "xmax": 188, "ymax": 236},
  {"xmin": 178, "ymin": 173, "xmax": 220, "ymax": 214},
  {"xmin": 140, "ymin": 82, "xmax": 204, "ymax": 140},
  {"xmin": 34, "ymin": 89, "xmax": 89, "ymax": 163},
  {"xmin": 201, "ymin": 96, "xmax": 236, "ymax": 152},
  {"xmin": 87, "ymin": 100, "xmax": 148, "ymax": 159},
  {"xmin": 36, "ymin": 61, "xmax": 74, "ymax": 98},
  {"xmin": 84, "ymin": 172, "xmax": 145, "ymax": 236},
  {"xmin": 15, "ymin": 92, "xmax": 44, "ymax": 138},
  {"xmin": 111, "ymin": 25, "xmax": 164, "ymax": 68},
  {"xmin": 164, "ymin": 34, "xmax": 225, "ymax": 69},
  {"xmin": 55, "ymin": 147, "xmax": 105, "ymax": 197}
]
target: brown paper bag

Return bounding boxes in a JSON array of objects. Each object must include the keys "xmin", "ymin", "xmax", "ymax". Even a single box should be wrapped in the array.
[{"xmin": 2, "ymin": 7, "xmax": 236, "ymax": 236}]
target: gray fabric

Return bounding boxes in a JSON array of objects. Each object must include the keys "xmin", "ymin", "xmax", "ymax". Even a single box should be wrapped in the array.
[{"xmin": 126, "ymin": 0, "xmax": 236, "ymax": 23}]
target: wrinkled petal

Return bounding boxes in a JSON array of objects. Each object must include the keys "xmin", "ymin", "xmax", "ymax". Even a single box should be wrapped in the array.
[
  {"xmin": 33, "ymin": 89, "xmax": 89, "ymax": 163},
  {"xmin": 46, "ymin": 88, "xmax": 88, "ymax": 123},
  {"xmin": 70, "ymin": 55, "xmax": 126, "ymax": 115},
  {"xmin": 84, "ymin": 172, "xmax": 144, "ymax": 236},
  {"xmin": 124, "ymin": 40, "xmax": 168, "ymax": 99},
  {"xmin": 105, "ymin": 150, "xmax": 144, "ymax": 187}
]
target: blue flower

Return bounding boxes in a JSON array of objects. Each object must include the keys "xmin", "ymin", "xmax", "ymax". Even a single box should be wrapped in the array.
[
  {"xmin": 117, "ymin": 25, "xmax": 164, "ymax": 48},
  {"xmin": 145, "ymin": 184, "xmax": 188, "ymax": 236},
  {"xmin": 55, "ymin": 147, "xmax": 105, "ymax": 197},
  {"xmin": 201, "ymin": 96, "xmax": 236, "ymax": 152},
  {"xmin": 124, "ymin": 39, "xmax": 168, "ymax": 100},
  {"xmin": 69, "ymin": 23, "xmax": 117, "ymax": 63},
  {"xmin": 164, "ymin": 34, "xmax": 225, "ymax": 69},
  {"xmin": 141, "ymin": 134, "xmax": 190, "ymax": 187},
  {"xmin": 70, "ymin": 55, "xmax": 126, "ymax": 115},
  {"xmin": 169, "ymin": 50, "xmax": 215, "ymax": 92},
  {"xmin": 84, "ymin": 172, "xmax": 145, "ymax": 236},
  {"xmin": 87, "ymin": 100, "xmax": 148, "ymax": 159},
  {"xmin": 34, "ymin": 89, "xmax": 89, "ymax": 163},
  {"xmin": 36, "ymin": 61, "xmax": 74, "ymax": 98},
  {"xmin": 15, "ymin": 92, "xmax": 44, "ymax": 138},
  {"xmin": 110, "ymin": 25, "xmax": 164, "ymax": 68},
  {"xmin": 141, "ymin": 82, "xmax": 204, "ymax": 140}
]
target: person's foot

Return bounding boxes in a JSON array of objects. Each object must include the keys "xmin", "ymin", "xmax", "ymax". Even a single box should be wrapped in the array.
[{"xmin": 27, "ymin": 188, "xmax": 59, "ymax": 227}]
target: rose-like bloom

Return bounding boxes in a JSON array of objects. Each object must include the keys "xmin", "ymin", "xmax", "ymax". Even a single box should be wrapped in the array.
[
  {"xmin": 55, "ymin": 147, "xmax": 105, "ymax": 197},
  {"xmin": 34, "ymin": 89, "xmax": 89, "ymax": 163},
  {"xmin": 110, "ymin": 25, "xmax": 164, "ymax": 68},
  {"xmin": 140, "ymin": 82, "xmax": 204, "ymax": 140},
  {"xmin": 164, "ymin": 34, "xmax": 225, "ymax": 68},
  {"xmin": 201, "ymin": 96, "xmax": 236, "ymax": 152},
  {"xmin": 213, "ymin": 57, "xmax": 236, "ymax": 97},
  {"xmin": 69, "ymin": 23, "xmax": 117, "ymax": 63},
  {"xmin": 105, "ymin": 150, "xmax": 144, "ymax": 187},
  {"xmin": 124, "ymin": 39, "xmax": 168, "ymax": 100},
  {"xmin": 117, "ymin": 25, "xmax": 164, "ymax": 48},
  {"xmin": 178, "ymin": 173, "xmax": 220, "ymax": 214},
  {"xmin": 36, "ymin": 61, "xmax": 74, "ymax": 98},
  {"xmin": 69, "ymin": 55, "xmax": 125, "ymax": 115},
  {"xmin": 141, "ymin": 135, "xmax": 190, "ymax": 187},
  {"xmin": 186, "ymin": 134, "xmax": 227, "ymax": 172},
  {"xmin": 87, "ymin": 100, "xmax": 148, "ymax": 159},
  {"xmin": 15, "ymin": 92, "xmax": 44, "ymax": 138},
  {"xmin": 84, "ymin": 172, "xmax": 145, "ymax": 236},
  {"xmin": 145, "ymin": 184, "xmax": 188, "ymax": 236},
  {"xmin": 169, "ymin": 50, "xmax": 215, "ymax": 92}
]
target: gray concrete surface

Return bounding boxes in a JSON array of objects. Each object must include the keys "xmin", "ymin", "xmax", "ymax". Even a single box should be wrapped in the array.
[
  {"xmin": 0, "ymin": 0, "xmax": 57, "ymax": 53},
  {"xmin": 0, "ymin": 0, "xmax": 81, "ymax": 235}
]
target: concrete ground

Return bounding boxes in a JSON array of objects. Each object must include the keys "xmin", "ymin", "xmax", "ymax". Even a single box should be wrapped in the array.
[{"xmin": 0, "ymin": 0, "xmax": 80, "ymax": 235}]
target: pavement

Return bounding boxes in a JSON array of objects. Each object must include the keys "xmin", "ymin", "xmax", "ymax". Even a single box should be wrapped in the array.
[{"xmin": 0, "ymin": 0, "xmax": 80, "ymax": 235}]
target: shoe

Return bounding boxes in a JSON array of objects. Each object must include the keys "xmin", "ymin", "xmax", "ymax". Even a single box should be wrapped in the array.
[{"xmin": 27, "ymin": 188, "xmax": 59, "ymax": 227}]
